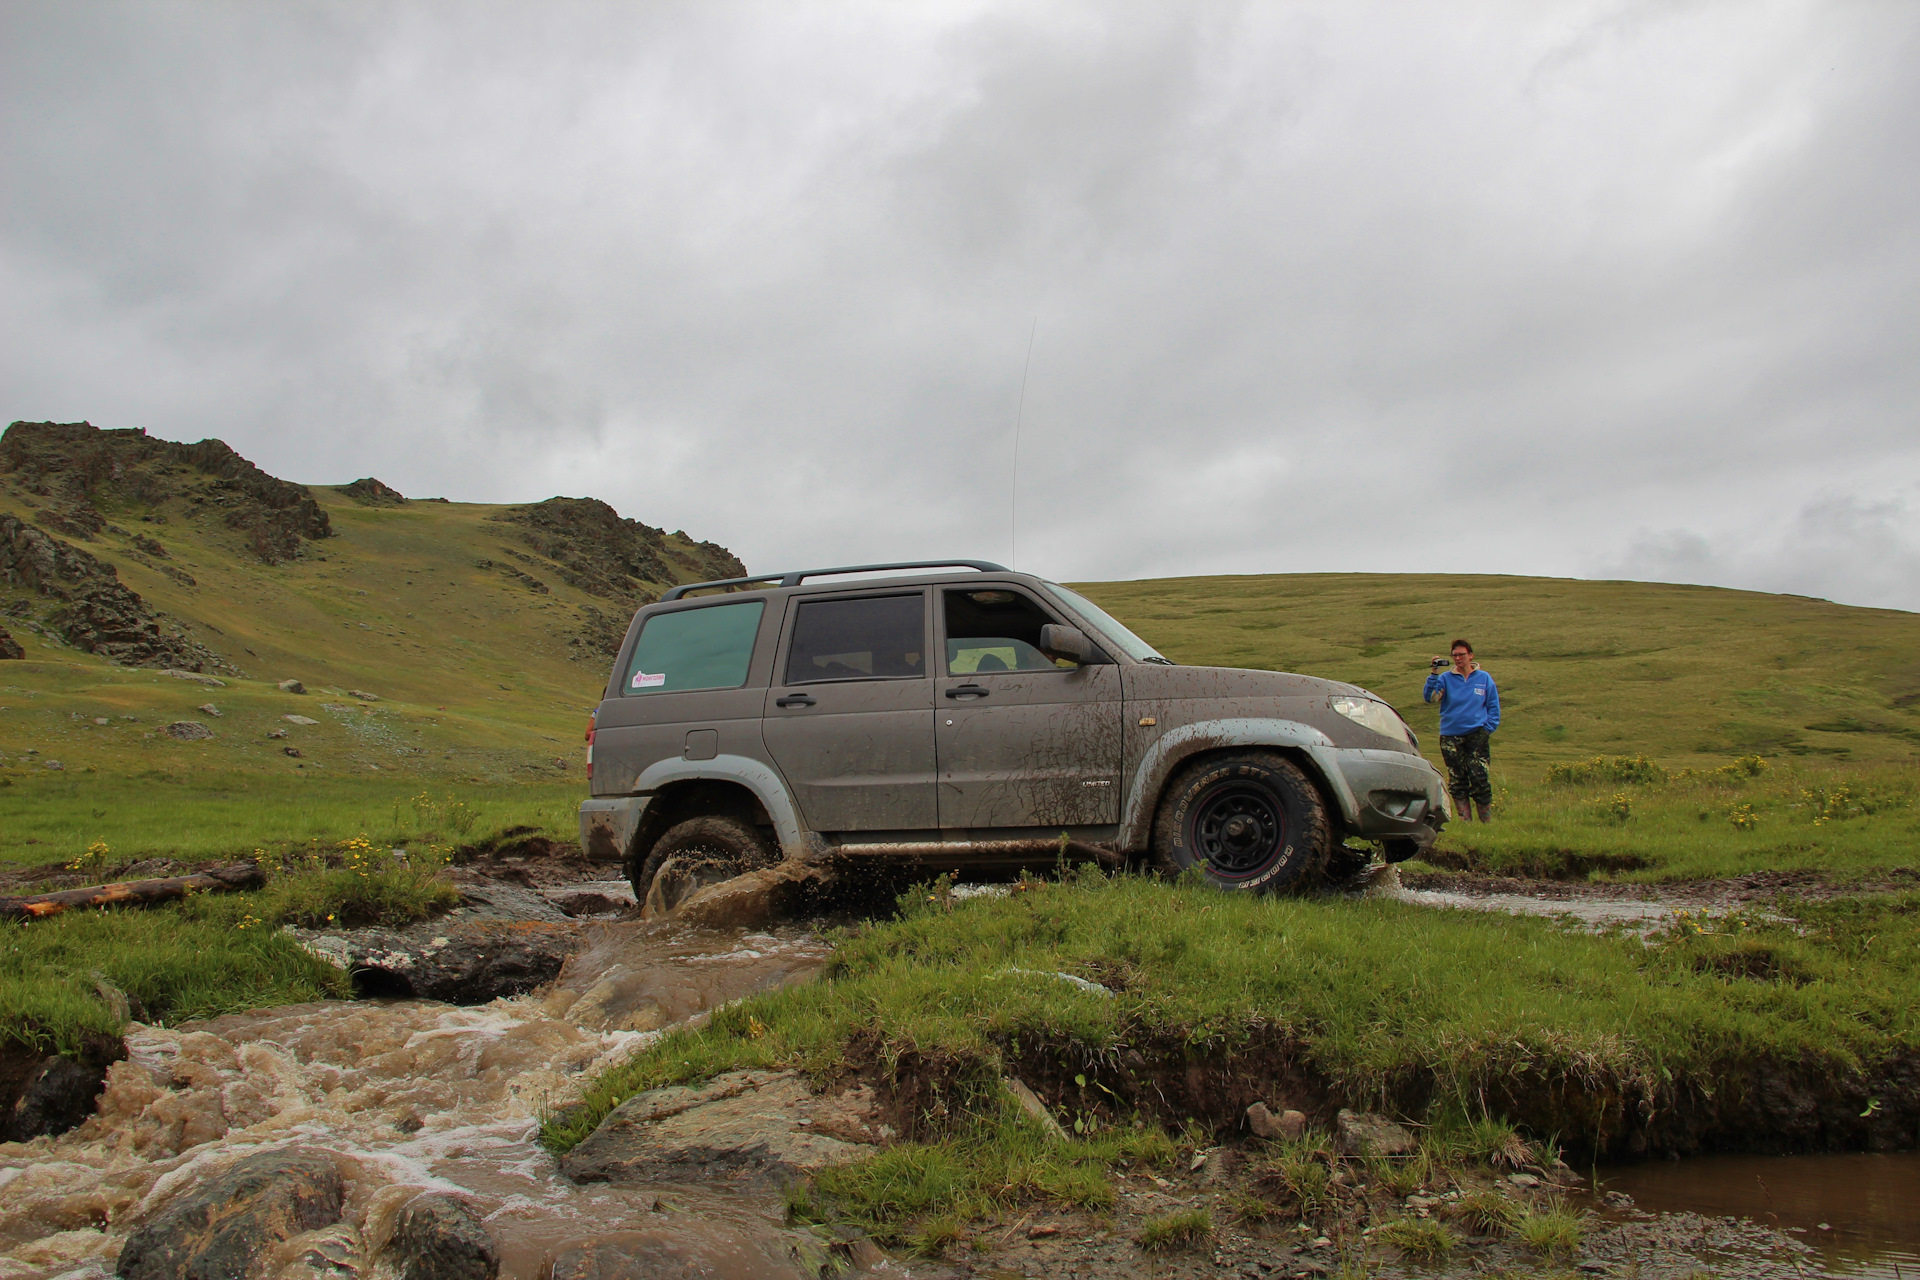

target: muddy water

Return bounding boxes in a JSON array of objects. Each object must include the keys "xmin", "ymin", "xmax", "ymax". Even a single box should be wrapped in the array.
[
  {"xmin": 1598, "ymin": 1152, "xmax": 1920, "ymax": 1278},
  {"xmin": 0, "ymin": 921, "xmax": 832, "ymax": 1280},
  {"xmin": 1361, "ymin": 863, "xmax": 1743, "ymax": 933}
]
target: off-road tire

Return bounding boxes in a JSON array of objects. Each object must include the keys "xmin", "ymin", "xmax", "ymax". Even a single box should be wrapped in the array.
[
  {"xmin": 631, "ymin": 815, "xmax": 775, "ymax": 904},
  {"xmin": 1325, "ymin": 845, "xmax": 1374, "ymax": 883},
  {"xmin": 1151, "ymin": 752, "xmax": 1332, "ymax": 894}
]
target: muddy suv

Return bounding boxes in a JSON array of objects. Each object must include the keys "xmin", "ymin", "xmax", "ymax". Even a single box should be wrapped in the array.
[{"xmin": 580, "ymin": 560, "xmax": 1447, "ymax": 902}]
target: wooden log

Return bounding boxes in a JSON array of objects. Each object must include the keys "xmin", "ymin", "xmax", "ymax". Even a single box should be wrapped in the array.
[{"xmin": 0, "ymin": 862, "xmax": 265, "ymax": 922}]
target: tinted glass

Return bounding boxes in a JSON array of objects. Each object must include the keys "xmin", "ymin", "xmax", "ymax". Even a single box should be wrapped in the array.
[
  {"xmin": 943, "ymin": 588, "xmax": 1066, "ymax": 673},
  {"xmin": 786, "ymin": 594, "xmax": 926, "ymax": 683},
  {"xmin": 622, "ymin": 600, "xmax": 765, "ymax": 695}
]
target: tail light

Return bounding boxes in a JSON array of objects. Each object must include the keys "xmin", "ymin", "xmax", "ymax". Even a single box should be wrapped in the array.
[{"xmin": 585, "ymin": 711, "xmax": 596, "ymax": 780}]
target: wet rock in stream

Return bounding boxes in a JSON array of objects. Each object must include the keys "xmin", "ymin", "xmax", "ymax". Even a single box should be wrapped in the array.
[
  {"xmin": 6, "ymin": 1054, "xmax": 112, "ymax": 1142},
  {"xmin": 295, "ymin": 921, "xmax": 579, "ymax": 1004},
  {"xmin": 388, "ymin": 1194, "xmax": 499, "ymax": 1280},
  {"xmin": 115, "ymin": 1149, "xmax": 344, "ymax": 1280},
  {"xmin": 560, "ymin": 1070, "xmax": 893, "ymax": 1188}
]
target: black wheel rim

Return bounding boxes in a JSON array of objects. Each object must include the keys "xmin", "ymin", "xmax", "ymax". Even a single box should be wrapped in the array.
[{"xmin": 1189, "ymin": 780, "xmax": 1289, "ymax": 881}]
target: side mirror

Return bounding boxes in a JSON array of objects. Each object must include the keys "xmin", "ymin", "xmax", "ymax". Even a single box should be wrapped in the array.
[{"xmin": 1038, "ymin": 623, "xmax": 1098, "ymax": 665}]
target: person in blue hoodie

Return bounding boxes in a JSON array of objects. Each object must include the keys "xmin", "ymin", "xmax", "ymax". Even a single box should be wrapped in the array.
[{"xmin": 1423, "ymin": 638, "xmax": 1500, "ymax": 822}]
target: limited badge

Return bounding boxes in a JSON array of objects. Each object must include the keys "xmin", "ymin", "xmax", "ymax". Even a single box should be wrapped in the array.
[{"xmin": 631, "ymin": 671, "xmax": 666, "ymax": 689}]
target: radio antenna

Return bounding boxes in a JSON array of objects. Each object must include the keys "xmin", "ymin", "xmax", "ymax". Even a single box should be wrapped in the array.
[{"xmin": 1010, "ymin": 317, "xmax": 1036, "ymax": 570}]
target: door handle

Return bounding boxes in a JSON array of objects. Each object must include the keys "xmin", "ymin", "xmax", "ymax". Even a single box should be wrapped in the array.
[
  {"xmin": 775, "ymin": 694, "xmax": 817, "ymax": 708},
  {"xmin": 945, "ymin": 684, "xmax": 990, "ymax": 700}
]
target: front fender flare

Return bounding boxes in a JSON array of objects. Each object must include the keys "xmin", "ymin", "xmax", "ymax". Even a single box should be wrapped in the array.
[
  {"xmin": 1118, "ymin": 719, "xmax": 1359, "ymax": 851},
  {"xmin": 631, "ymin": 753, "xmax": 812, "ymax": 858}
]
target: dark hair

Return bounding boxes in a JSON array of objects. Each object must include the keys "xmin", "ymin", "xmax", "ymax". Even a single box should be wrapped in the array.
[{"xmin": 1450, "ymin": 638, "xmax": 1474, "ymax": 655}]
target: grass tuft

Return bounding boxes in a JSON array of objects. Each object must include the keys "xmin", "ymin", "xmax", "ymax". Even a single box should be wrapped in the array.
[
  {"xmin": 1451, "ymin": 1190, "xmax": 1522, "ymax": 1235},
  {"xmin": 1377, "ymin": 1216, "xmax": 1458, "ymax": 1260},
  {"xmin": 1518, "ymin": 1199, "xmax": 1585, "ymax": 1257},
  {"xmin": 1135, "ymin": 1207, "xmax": 1211, "ymax": 1251}
]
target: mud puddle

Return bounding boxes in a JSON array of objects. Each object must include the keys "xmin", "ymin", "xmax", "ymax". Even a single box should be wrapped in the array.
[
  {"xmin": 0, "ymin": 920, "xmax": 834, "ymax": 1280},
  {"xmin": 1361, "ymin": 864, "xmax": 1760, "ymax": 933},
  {"xmin": 1593, "ymin": 1151, "xmax": 1920, "ymax": 1278}
]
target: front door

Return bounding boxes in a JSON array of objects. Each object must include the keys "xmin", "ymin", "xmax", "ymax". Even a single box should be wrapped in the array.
[
  {"xmin": 934, "ymin": 586, "xmax": 1125, "ymax": 830},
  {"xmin": 761, "ymin": 590, "xmax": 938, "ymax": 831}
]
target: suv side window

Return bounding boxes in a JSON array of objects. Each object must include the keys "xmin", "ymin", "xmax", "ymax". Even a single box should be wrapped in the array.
[
  {"xmin": 785, "ymin": 594, "xmax": 927, "ymax": 684},
  {"xmin": 621, "ymin": 600, "xmax": 765, "ymax": 694},
  {"xmin": 943, "ymin": 588, "xmax": 1072, "ymax": 673}
]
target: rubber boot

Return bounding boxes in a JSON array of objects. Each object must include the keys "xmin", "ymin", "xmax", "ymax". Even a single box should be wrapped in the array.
[{"xmin": 1475, "ymin": 803, "xmax": 1492, "ymax": 823}]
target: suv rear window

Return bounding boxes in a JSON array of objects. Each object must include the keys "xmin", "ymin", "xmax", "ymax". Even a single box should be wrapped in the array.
[
  {"xmin": 622, "ymin": 600, "xmax": 765, "ymax": 694},
  {"xmin": 785, "ymin": 594, "xmax": 926, "ymax": 683}
]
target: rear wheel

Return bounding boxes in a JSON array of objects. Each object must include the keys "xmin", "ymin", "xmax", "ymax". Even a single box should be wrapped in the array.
[
  {"xmin": 632, "ymin": 815, "xmax": 775, "ymax": 913},
  {"xmin": 1152, "ymin": 753, "xmax": 1332, "ymax": 894}
]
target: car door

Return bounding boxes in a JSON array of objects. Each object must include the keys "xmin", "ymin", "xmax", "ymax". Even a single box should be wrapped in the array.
[
  {"xmin": 760, "ymin": 590, "xmax": 938, "ymax": 832},
  {"xmin": 933, "ymin": 585, "xmax": 1125, "ymax": 830}
]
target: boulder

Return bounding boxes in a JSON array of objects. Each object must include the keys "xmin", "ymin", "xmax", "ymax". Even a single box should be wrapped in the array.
[
  {"xmin": 0, "ymin": 623, "xmax": 22, "ymax": 660},
  {"xmin": 161, "ymin": 721, "xmax": 213, "ymax": 741},
  {"xmin": 387, "ymin": 1194, "xmax": 497, "ymax": 1280},
  {"xmin": 7, "ymin": 1054, "xmax": 110, "ymax": 1140},
  {"xmin": 295, "ymin": 919, "xmax": 578, "ymax": 1004},
  {"xmin": 1246, "ymin": 1102, "xmax": 1309, "ymax": 1142},
  {"xmin": 560, "ymin": 1070, "xmax": 888, "ymax": 1188},
  {"xmin": 197, "ymin": 703, "xmax": 221, "ymax": 717},
  {"xmin": 1334, "ymin": 1109, "xmax": 1417, "ymax": 1158},
  {"xmin": 116, "ymin": 1149, "xmax": 344, "ymax": 1280},
  {"xmin": 346, "ymin": 689, "xmax": 380, "ymax": 701},
  {"xmin": 278, "ymin": 679, "xmax": 306, "ymax": 694},
  {"xmin": 283, "ymin": 715, "xmax": 319, "ymax": 725}
]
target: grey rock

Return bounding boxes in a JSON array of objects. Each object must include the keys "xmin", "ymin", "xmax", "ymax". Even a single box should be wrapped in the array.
[
  {"xmin": 268, "ymin": 729, "xmax": 287, "ymax": 739},
  {"xmin": 161, "ymin": 721, "xmax": 214, "ymax": 741},
  {"xmin": 43, "ymin": 759, "xmax": 64, "ymax": 769},
  {"xmin": 452, "ymin": 882, "xmax": 574, "ymax": 924},
  {"xmin": 278, "ymin": 679, "xmax": 307, "ymax": 694},
  {"xmin": 1334, "ymin": 1109, "xmax": 1417, "ymax": 1158},
  {"xmin": 1005, "ymin": 1077, "xmax": 1067, "ymax": 1141},
  {"xmin": 560, "ymin": 1070, "xmax": 884, "ymax": 1187},
  {"xmin": 196, "ymin": 703, "xmax": 221, "ymax": 717},
  {"xmin": 345, "ymin": 689, "xmax": 380, "ymax": 702},
  {"xmin": 283, "ymin": 715, "xmax": 319, "ymax": 725},
  {"xmin": 8, "ymin": 1054, "xmax": 109, "ymax": 1140},
  {"xmin": 387, "ymin": 1194, "xmax": 497, "ymax": 1280},
  {"xmin": 295, "ymin": 920, "xmax": 579, "ymax": 1004},
  {"xmin": 164, "ymin": 670, "xmax": 227, "ymax": 687},
  {"xmin": 116, "ymin": 1149, "xmax": 344, "ymax": 1280}
]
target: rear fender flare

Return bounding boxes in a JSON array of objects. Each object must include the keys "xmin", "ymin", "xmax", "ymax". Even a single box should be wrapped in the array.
[
  {"xmin": 632, "ymin": 754, "xmax": 811, "ymax": 858},
  {"xmin": 1119, "ymin": 719, "xmax": 1358, "ymax": 851}
]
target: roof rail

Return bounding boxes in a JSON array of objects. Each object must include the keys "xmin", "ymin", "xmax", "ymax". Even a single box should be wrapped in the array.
[{"xmin": 661, "ymin": 559, "xmax": 1010, "ymax": 601}]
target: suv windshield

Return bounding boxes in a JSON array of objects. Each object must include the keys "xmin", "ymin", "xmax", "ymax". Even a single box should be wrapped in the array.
[{"xmin": 1045, "ymin": 584, "xmax": 1173, "ymax": 664}]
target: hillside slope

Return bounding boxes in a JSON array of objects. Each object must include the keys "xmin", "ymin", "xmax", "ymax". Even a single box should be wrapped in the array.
[{"xmin": 1073, "ymin": 573, "xmax": 1920, "ymax": 769}]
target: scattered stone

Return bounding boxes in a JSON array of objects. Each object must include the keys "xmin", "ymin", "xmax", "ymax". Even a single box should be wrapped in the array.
[
  {"xmin": 386, "ymin": 1193, "xmax": 497, "ymax": 1280},
  {"xmin": 1510, "ymin": 1172, "xmax": 1543, "ymax": 1188},
  {"xmin": 42, "ymin": 759, "xmax": 63, "ymax": 770},
  {"xmin": 283, "ymin": 715, "xmax": 319, "ymax": 725},
  {"xmin": 1005, "ymin": 1077, "xmax": 1068, "ymax": 1141},
  {"xmin": 1334, "ymin": 1109, "xmax": 1416, "ymax": 1158},
  {"xmin": 197, "ymin": 703, "xmax": 221, "ymax": 717},
  {"xmin": 278, "ymin": 679, "xmax": 307, "ymax": 694},
  {"xmin": 6, "ymin": 1054, "xmax": 110, "ymax": 1141},
  {"xmin": 268, "ymin": 729, "xmax": 287, "ymax": 739},
  {"xmin": 346, "ymin": 689, "xmax": 380, "ymax": 701},
  {"xmin": 161, "ymin": 720, "xmax": 214, "ymax": 741},
  {"xmin": 1244, "ymin": 1103, "xmax": 1307, "ymax": 1142},
  {"xmin": 560, "ymin": 1070, "xmax": 886, "ymax": 1188},
  {"xmin": 283, "ymin": 747, "xmax": 303, "ymax": 758},
  {"xmin": 164, "ymin": 669, "xmax": 227, "ymax": 687},
  {"xmin": 116, "ymin": 1149, "xmax": 345, "ymax": 1280},
  {"xmin": 94, "ymin": 716, "xmax": 110, "ymax": 725}
]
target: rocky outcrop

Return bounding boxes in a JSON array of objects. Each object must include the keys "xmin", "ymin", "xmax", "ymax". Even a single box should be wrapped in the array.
[
  {"xmin": 386, "ymin": 1194, "xmax": 498, "ymax": 1280},
  {"xmin": 0, "ymin": 515, "xmax": 232, "ymax": 672},
  {"xmin": 116, "ymin": 1149, "xmax": 344, "ymax": 1280},
  {"xmin": 0, "ymin": 623, "xmax": 21, "ymax": 660},
  {"xmin": 1, "ymin": 420, "xmax": 329, "ymax": 564},
  {"xmin": 559, "ymin": 1070, "xmax": 890, "ymax": 1188},
  {"xmin": 339, "ymin": 476, "xmax": 407, "ymax": 506}
]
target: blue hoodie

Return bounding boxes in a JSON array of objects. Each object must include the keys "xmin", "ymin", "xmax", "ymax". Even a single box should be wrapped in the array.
[{"xmin": 1423, "ymin": 668, "xmax": 1500, "ymax": 737}]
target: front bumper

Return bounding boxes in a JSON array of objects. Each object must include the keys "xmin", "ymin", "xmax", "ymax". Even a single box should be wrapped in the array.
[{"xmin": 1323, "ymin": 747, "xmax": 1449, "ymax": 848}]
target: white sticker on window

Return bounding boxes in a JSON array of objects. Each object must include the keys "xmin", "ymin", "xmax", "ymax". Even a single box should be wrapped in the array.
[{"xmin": 631, "ymin": 671, "xmax": 666, "ymax": 689}]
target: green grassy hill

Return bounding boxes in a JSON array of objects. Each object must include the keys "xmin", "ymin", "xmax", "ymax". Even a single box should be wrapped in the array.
[{"xmin": 2, "ymin": 419, "xmax": 1915, "ymax": 878}]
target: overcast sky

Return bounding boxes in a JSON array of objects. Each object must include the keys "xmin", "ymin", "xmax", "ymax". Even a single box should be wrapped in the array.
[{"xmin": 3, "ymin": 1, "xmax": 1916, "ymax": 610}]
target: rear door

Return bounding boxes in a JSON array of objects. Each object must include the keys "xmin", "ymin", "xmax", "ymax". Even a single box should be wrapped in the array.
[
  {"xmin": 933, "ymin": 585, "xmax": 1125, "ymax": 829},
  {"xmin": 760, "ymin": 590, "xmax": 938, "ymax": 831}
]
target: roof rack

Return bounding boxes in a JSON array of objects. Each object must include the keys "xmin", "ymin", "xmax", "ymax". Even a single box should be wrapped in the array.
[{"xmin": 661, "ymin": 559, "xmax": 1010, "ymax": 601}]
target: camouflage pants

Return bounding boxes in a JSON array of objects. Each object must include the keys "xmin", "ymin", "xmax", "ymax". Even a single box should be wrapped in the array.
[{"xmin": 1440, "ymin": 727, "xmax": 1493, "ymax": 807}]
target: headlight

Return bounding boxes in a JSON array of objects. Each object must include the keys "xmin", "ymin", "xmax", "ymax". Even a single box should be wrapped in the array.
[{"xmin": 1331, "ymin": 695, "xmax": 1412, "ymax": 744}]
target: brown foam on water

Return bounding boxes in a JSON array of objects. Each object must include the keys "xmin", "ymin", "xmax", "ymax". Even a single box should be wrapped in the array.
[{"xmin": 0, "ymin": 923, "xmax": 832, "ymax": 1280}]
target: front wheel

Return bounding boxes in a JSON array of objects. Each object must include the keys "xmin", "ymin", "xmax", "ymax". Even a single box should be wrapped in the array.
[{"xmin": 1152, "ymin": 753, "xmax": 1332, "ymax": 894}]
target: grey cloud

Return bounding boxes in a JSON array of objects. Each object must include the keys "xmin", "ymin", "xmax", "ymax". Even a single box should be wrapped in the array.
[{"xmin": 2, "ymin": 1, "xmax": 1916, "ymax": 609}]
